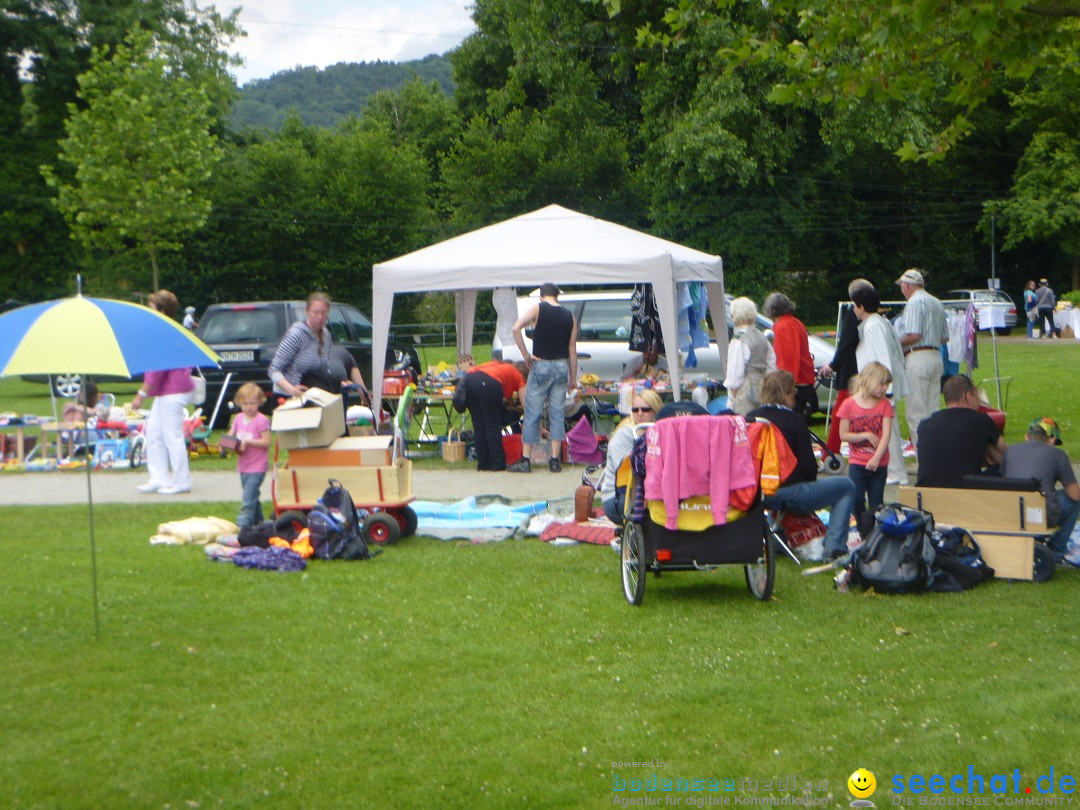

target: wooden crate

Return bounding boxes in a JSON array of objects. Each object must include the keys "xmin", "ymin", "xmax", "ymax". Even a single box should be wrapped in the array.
[{"xmin": 285, "ymin": 459, "xmax": 412, "ymax": 506}]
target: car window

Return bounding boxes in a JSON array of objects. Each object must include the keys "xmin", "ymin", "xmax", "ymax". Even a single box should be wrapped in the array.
[
  {"xmin": 326, "ymin": 306, "xmax": 350, "ymax": 342},
  {"xmin": 344, "ymin": 307, "xmax": 373, "ymax": 343},
  {"xmin": 577, "ymin": 299, "xmax": 633, "ymax": 341},
  {"xmin": 199, "ymin": 310, "xmax": 280, "ymax": 343}
]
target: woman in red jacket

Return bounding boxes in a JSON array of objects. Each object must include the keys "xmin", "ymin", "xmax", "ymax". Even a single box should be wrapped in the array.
[{"xmin": 763, "ymin": 292, "xmax": 816, "ymax": 422}]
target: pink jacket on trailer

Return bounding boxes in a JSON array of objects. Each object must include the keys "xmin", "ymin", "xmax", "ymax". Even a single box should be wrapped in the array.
[{"xmin": 643, "ymin": 416, "xmax": 756, "ymax": 530}]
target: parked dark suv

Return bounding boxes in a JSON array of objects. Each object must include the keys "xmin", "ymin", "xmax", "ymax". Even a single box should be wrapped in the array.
[{"xmin": 196, "ymin": 301, "xmax": 417, "ymax": 426}]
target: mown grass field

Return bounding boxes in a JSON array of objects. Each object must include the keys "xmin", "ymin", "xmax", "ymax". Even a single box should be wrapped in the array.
[
  {"xmin": 1, "ymin": 334, "xmax": 1079, "ymax": 807},
  {"xmin": 1, "ymin": 501, "xmax": 1079, "ymax": 809}
]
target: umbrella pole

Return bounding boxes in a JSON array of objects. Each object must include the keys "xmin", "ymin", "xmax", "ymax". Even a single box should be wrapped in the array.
[{"xmin": 85, "ymin": 377, "xmax": 101, "ymax": 640}]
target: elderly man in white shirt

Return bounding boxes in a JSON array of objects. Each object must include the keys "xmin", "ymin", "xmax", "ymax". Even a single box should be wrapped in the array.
[{"xmin": 895, "ymin": 268, "xmax": 946, "ymax": 449}]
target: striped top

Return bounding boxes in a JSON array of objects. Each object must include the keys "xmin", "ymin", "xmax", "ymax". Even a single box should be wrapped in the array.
[
  {"xmin": 899, "ymin": 289, "xmax": 946, "ymax": 349},
  {"xmin": 269, "ymin": 321, "xmax": 331, "ymax": 393}
]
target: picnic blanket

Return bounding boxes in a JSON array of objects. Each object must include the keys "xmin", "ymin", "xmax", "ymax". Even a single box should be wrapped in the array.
[{"xmin": 410, "ymin": 496, "xmax": 550, "ymax": 530}]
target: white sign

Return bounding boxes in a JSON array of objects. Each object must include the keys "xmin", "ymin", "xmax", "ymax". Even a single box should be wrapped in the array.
[{"xmin": 977, "ymin": 304, "xmax": 1006, "ymax": 329}]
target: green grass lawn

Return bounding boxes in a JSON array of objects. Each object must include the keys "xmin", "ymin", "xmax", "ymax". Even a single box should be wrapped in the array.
[
  {"xmin": 2, "ymin": 335, "xmax": 1080, "ymax": 808},
  {"xmin": 1, "ymin": 502, "xmax": 1079, "ymax": 808}
]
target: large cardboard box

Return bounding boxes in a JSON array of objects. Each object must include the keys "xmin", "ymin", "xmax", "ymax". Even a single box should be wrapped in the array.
[
  {"xmin": 271, "ymin": 388, "xmax": 344, "ymax": 450},
  {"xmin": 288, "ymin": 435, "xmax": 393, "ymax": 467},
  {"xmin": 285, "ymin": 459, "xmax": 412, "ymax": 506}
]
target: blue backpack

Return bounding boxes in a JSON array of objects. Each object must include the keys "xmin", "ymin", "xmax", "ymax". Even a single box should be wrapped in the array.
[{"xmin": 308, "ymin": 479, "xmax": 377, "ymax": 561}]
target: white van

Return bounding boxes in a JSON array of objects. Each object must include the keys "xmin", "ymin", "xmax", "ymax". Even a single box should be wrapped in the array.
[{"xmin": 494, "ymin": 288, "xmax": 835, "ymax": 395}]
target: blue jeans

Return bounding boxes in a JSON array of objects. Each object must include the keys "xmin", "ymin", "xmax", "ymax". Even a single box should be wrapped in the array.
[
  {"xmin": 238, "ymin": 471, "xmax": 266, "ymax": 529},
  {"xmin": 522, "ymin": 359, "xmax": 569, "ymax": 446},
  {"xmin": 848, "ymin": 463, "xmax": 887, "ymax": 520},
  {"xmin": 763, "ymin": 477, "xmax": 856, "ymax": 555},
  {"xmin": 1048, "ymin": 491, "xmax": 1080, "ymax": 557}
]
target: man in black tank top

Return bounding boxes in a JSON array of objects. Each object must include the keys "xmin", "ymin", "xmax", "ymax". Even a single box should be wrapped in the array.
[{"xmin": 509, "ymin": 283, "xmax": 579, "ymax": 473}]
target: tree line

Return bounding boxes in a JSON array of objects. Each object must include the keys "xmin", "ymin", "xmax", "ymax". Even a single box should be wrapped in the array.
[{"xmin": 2, "ymin": 0, "xmax": 1076, "ymax": 327}]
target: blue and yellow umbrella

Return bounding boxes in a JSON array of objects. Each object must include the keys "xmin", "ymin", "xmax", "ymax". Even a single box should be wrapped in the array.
[
  {"xmin": 0, "ymin": 294, "xmax": 220, "ymax": 638},
  {"xmin": 0, "ymin": 295, "xmax": 219, "ymax": 377}
]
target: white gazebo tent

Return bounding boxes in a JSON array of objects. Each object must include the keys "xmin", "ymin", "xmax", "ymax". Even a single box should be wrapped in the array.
[{"xmin": 370, "ymin": 204, "xmax": 727, "ymax": 415}]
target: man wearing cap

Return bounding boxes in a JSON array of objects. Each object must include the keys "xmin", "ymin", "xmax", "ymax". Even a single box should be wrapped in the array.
[
  {"xmin": 1034, "ymin": 278, "xmax": 1059, "ymax": 339},
  {"xmin": 510, "ymin": 283, "xmax": 578, "ymax": 473},
  {"xmin": 1002, "ymin": 417, "xmax": 1080, "ymax": 561},
  {"xmin": 896, "ymin": 268, "xmax": 946, "ymax": 448},
  {"xmin": 915, "ymin": 374, "xmax": 1005, "ymax": 488}
]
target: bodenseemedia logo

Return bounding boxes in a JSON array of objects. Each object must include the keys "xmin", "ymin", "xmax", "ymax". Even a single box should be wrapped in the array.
[{"xmin": 889, "ymin": 767, "xmax": 1076, "ymax": 805}]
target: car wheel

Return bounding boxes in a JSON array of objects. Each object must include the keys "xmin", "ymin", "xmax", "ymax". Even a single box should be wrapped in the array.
[{"xmin": 52, "ymin": 373, "xmax": 83, "ymax": 399}]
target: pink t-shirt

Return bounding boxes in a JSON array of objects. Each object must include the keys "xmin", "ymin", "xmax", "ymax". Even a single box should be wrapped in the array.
[
  {"xmin": 232, "ymin": 412, "xmax": 271, "ymax": 473},
  {"xmin": 836, "ymin": 397, "xmax": 894, "ymax": 468}
]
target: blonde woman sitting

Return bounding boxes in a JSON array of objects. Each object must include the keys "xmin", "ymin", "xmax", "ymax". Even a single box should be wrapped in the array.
[{"xmin": 599, "ymin": 388, "xmax": 665, "ymax": 524}]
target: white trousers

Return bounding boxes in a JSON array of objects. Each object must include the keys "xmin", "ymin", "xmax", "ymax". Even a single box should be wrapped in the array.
[
  {"xmin": 145, "ymin": 392, "xmax": 191, "ymax": 489},
  {"xmin": 886, "ymin": 415, "xmax": 908, "ymax": 485},
  {"xmin": 904, "ymin": 351, "xmax": 943, "ymax": 447}
]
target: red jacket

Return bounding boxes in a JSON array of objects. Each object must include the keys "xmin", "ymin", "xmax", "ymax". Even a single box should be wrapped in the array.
[{"xmin": 772, "ymin": 314, "xmax": 815, "ymax": 385}]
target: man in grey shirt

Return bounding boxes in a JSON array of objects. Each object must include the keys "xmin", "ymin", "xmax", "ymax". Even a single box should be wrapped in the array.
[
  {"xmin": 1002, "ymin": 416, "xmax": 1080, "ymax": 561},
  {"xmin": 896, "ymin": 268, "xmax": 946, "ymax": 449}
]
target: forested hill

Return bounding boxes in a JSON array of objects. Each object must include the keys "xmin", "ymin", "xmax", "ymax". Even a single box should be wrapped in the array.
[{"xmin": 231, "ymin": 53, "xmax": 453, "ymax": 131}]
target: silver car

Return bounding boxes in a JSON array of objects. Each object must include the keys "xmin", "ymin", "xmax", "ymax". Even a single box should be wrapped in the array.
[{"xmin": 943, "ymin": 289, "xmax": 1018, "ymax": 335}]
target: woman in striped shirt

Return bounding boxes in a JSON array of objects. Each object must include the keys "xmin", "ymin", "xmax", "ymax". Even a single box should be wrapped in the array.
[{"xmin": 269, "ymin": 292, "xmax": 333, "ymax": 397}]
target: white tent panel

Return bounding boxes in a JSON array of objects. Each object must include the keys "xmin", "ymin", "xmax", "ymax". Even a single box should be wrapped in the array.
[{"xmin": 371, "ymin": 205, "xmax": 725, "ymax": 416}]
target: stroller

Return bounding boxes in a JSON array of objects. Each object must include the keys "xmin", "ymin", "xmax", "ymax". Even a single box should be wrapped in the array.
[{"xmin": 619, "ymin": 415, "xmax": 786, "ymax": 605}]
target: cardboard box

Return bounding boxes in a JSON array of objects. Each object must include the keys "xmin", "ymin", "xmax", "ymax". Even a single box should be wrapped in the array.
[
  {"xmin": 288, "ymin": 435, "xmax": 393, "ymax": 467},
  {"xmin": 286, "ymin": 459, "xmax": 412, "ymax": 506},
  {"xmin": 271, "ymin": 388, "xmax": 345, "ymax": 449},
  {"xmin": 347, "ymin": 425, "xmax": 376, "ymax": 437}
]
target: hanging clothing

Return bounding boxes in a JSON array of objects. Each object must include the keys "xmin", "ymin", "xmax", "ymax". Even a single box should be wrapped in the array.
[{"xmin": 628, "ymin": 284, "xmax": 665, "ymax": 356}]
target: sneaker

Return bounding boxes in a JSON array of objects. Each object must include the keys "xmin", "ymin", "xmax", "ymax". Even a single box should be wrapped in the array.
[
  {"xmin": 136, "ymin": 483, "xmax": 160, "ymax": 493},
  {"xmin": 158, "ymin": 485, "xmax": 191, "ymax": 495},
  {"xmin": 549, "ymin": 457, "xmax": 562, "ymax": 473},
  {"xmin": 507, "ymin": 458, "xmax": 531, "ymax": 473},
  {"xmin": 824, "ymin": 548, "xmax": 848, "ymax": 563}
]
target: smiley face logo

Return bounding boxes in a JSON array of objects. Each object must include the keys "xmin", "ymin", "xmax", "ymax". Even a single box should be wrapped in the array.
[{"xmin": 848, "ymin": 769, "xmax": 877, "ymax": 799}]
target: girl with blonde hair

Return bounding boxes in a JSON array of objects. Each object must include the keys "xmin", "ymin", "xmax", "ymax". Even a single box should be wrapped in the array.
[{"xmin": 837, "ymin": 361, "xmax": 894, "ymax": 522}]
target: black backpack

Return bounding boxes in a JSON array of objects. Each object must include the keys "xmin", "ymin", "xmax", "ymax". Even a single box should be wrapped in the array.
[
  {"xmin": 927, "ymin": 526, "xmax": 995, "ymax": 591},
  {"xmin": 308, "ymin": 479, "xmax": 376, "ymax": 561},
  {"xmin": 850, "ymin": 504, "xmax": 936, "ymax": 593}
]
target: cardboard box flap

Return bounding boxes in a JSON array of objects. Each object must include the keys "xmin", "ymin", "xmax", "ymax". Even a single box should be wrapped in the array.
[
  {"xmin": 275, "ymin": 387, "xmax": 338, "ymax": 412},
  {"xmin": 327, "ymin": 435, "xmax": 393, "ymax": 451},
  {"xmin": 272, "ymin": 407, "xmax": 324, "ymax": 431}
]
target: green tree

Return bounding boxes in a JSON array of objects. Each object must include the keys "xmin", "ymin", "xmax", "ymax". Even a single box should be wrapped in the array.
[
  {"xmin": 182, "ymin": 114, "xmax": 433, "ymax": 315},
  {"xmin": 643, "ymin": 0, "xmax": 1080, "ymax": 162},
  {"xmin": 0, "ymin": 0, "xmax": 240, "ymax": 301},
  {"xmin": 985, "ymin": 58, "xmax": 1080, "ymax": 286},
  {"xmin": 360, "ymin": 75, "xmax": 461, "ymax": 214},
  {"xmin": 43, "ymin": 27, "xmax": 222, "ymax": 291},
  {"xmin": 443, "ymin": 0, "xmax": 640, "ymax": 229}
]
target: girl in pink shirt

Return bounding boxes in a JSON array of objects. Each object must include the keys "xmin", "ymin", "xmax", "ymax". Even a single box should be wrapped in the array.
[
  {"xmin": 837, "ymin": 362, "xmax": 894, "ymax": 523},
  {"xmin": 229, "ymin": 383, "xmax": 272, "ymax": 528}
]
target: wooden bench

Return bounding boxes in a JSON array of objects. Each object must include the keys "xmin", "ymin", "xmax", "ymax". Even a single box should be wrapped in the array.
[{"xmin": 898, "ymin": 485, "xmax": 1053, "ymax": 581}]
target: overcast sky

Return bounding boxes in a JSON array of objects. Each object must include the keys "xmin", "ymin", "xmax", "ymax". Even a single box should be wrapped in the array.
[{"xmin": 217, "ymin": 1, "xmax": 477, "ymax": 86}]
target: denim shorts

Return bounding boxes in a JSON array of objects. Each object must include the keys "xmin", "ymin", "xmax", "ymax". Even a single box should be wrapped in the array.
[{"xmin": 522, "ymin": 359, "xmax": 569, "ymax": 445}]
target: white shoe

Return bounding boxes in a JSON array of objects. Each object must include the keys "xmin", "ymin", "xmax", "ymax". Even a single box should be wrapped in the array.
[
  {"xmin": 136, "ymin": 483, "xmax": 161, "ymax": 493},
  {"xmin": 158, "ymin": 485, "xmax": 191, "ymax": 495}
]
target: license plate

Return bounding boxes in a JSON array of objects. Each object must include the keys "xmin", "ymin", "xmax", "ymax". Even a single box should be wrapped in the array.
[{"xmin": 219, "ymin": 350, "xmax": 254, "ymax": 362}]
